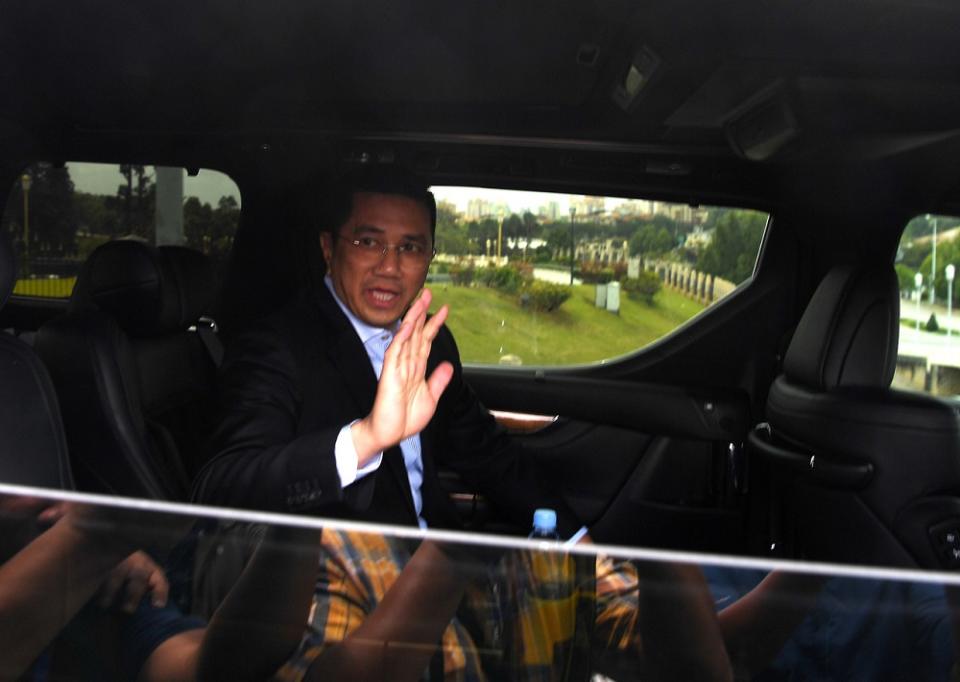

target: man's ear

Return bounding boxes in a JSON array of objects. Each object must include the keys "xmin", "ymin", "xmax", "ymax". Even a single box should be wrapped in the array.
[{"xmin": 319, "ymin": 232, "xmax": 333, "ymax": 270}]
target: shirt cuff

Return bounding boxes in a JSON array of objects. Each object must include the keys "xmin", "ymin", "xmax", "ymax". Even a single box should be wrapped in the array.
[
  {"xmin": 334, "ymin": 421, "xmax": 383, "ymax": 487},
  {"xmin": 564, "ymin": 526, "xmax": 590, "ymax": 547}
]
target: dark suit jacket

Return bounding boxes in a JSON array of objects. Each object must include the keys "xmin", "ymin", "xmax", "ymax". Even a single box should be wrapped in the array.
[{"xmin": 192, "ymin": 286, "xmax": 578, "ymax": 534}]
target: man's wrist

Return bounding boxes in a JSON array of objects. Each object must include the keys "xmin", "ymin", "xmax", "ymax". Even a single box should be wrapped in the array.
[{"xmin": 350, "ymin": 418, "xmax": 382, "ymax": 466}]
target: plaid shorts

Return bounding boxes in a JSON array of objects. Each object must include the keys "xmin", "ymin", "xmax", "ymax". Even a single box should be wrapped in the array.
[{"xmin": 273, "ymin": 529, "xmax": 640, "ymax": 682}]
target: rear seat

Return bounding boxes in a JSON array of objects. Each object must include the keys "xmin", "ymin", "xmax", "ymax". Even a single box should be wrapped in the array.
[
  {"xmin": 35, "ymin": 240, "xmax": 222, "ymax": 500},
  {"xmin": 0, "ymin": 230, "xmax": 73, "ymax": 488}
]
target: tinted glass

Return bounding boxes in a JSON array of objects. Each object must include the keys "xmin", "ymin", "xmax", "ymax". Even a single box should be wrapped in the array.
[
  {"xmin": 894, "ymin": 214, "xmax": 960, "ymax": 398},
  {"xmin": 1, "ymin": 485, "xmax": 956, "ymax": 681},
  {"xmin": 2, "ymin": 162, "xmax": 241, "ymax": 299},
  {"xmin": 428, "ymin": 187, "xmax": 768, "ymax": 366}
]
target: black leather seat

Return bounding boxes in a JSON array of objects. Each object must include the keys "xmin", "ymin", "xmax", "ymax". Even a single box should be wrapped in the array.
[
  {"xmin": 35, "ymin": 240, "xmax": 221, "ymax": 500},
  {"xmin": 0, "ymin": 230, "xmax": 73, "ymax": 489},
  {"xmin": 749, "ymin": 263, "xmax": 960, "ymax": 568}
]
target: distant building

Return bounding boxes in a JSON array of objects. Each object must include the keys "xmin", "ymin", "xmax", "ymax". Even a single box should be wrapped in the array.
[
  {"xmin": 571, "ymin": 195, "xmax": 606, "ymax": 219},
  {"xmin": 466, "ymin": 198, "xmax": 491, "ymax": 220},
  {"xmin": 539, "ymin": 200, "xmax": 560, "ymax": 221},
  {"xmin": 612, "ymin": 200, "xmax": 651, "ymax": 220}
]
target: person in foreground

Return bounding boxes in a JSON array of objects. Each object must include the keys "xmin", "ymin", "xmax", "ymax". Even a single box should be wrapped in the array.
[
  {"xmin": 0, "ymin": 494, "xmax": 325, "ymax": 682},
  {"xmin": 194, "ymin": 165, "xmax": 732, "ymax": 681}
]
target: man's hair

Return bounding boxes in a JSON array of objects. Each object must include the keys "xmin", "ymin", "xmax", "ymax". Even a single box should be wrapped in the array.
[{"xmin": 323, "ymin": 165, "xmax": 437, "ymax": 239}]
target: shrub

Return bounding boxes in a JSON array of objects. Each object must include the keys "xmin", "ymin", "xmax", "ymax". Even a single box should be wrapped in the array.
[
  {"xmin": 621, "ymin": 270, "xmax": 662, "ymax": 304},
  {"xmin": 926, "ymin": 313, "xmax": 940, "ymax": 332},
  {"xmin": 525, "ymin": 280, "xmax": 571, "ymax": 312},
  {"xmin": 448, "ymin": 262, "xmax": 475, "ymax": 286},
  {"xmin": 478, "ymin": 264, "xmax": 527, "ymax": 293}
]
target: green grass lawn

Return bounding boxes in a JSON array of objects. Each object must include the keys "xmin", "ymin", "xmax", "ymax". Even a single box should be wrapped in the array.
[{"xmin": 429, "ymin": 283, "xmax": 705, "ymax": 365}]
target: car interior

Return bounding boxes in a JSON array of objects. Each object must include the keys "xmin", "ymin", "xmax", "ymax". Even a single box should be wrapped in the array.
[{"xmin": 3, "ymin": 0, "xmax": 960, "ymax": 581}]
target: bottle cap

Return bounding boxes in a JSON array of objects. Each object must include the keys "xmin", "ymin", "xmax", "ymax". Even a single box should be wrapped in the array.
[{"xmin": 532, "ymin": 508, "xmax": 557, "ymax": 532}]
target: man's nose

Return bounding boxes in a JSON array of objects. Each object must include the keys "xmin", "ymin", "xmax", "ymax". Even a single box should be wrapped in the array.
[{"xmin": 374, "ymin": 245, "xmax": 401, "ymax": 273}]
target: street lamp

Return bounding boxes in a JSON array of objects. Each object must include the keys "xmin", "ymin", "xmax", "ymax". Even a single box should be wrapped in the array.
[
  {"xmin": 497, "ymin": 212, "xmax": 504, "ymax": 263},
  {"xmin": 929, "ymin": 214, "xmax": 938, "ymax": 305},
  {"xmin": 947, "ymin": 264, "xmax": 956, "ymax": 338},
  {"xmin": 915, "ymin": 272, "xmax": 924, "ymax": 331},
  {"xmin": 569, "ymin": 206, "xmax": 577, "ymax": 285},
  {"xmin": 20, "ymin": 173, "xmax": 32, "ymax": 264}
]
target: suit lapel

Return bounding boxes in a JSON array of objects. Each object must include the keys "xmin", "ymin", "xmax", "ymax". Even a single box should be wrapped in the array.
[{"xmin": 314, "ymin": 285, "xmax": 379, "ymax": 413}]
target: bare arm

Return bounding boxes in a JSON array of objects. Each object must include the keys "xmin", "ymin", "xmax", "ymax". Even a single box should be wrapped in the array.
[
  {"xmin": 716, "ymin": 570, "xmax": 827, "ymax": 677},
  {"xmin": 0, "ymin": 507, "xmax": 138, "ymax": 678},
  {"xmin": 196, "ymin": 525, "xmax": 323, "ymax": 682},
  {"xmin": 634, "ymin": 562, "xmax": 734, "ymax": 682}
]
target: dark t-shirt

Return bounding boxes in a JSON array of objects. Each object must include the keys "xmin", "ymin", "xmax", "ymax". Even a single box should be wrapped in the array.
[{"xmin": 30, "ymin": 598, "xmax": 203, "ymax": 681}]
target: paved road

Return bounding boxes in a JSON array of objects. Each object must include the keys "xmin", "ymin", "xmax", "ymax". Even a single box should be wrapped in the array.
[{"xmin": 901, "ymin": 296, "xmax": 960, "ymax": 332}]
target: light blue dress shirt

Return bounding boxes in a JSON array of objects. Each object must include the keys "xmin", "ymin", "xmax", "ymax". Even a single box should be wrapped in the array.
[{"xmin": 326, "ymin": 277, "xmax": 428, "ymax": 529}]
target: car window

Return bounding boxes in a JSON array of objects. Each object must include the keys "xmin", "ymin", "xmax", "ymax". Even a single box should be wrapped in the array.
[
  {"xmin": 894, "ymin": 214, "xmax": 960, "ymax": 397},
  {"xmin": 1, "ymin": 162, "xmax": 241, "ymax": 299},
  {"xmin": 428, "ymin": 187, "xmax": 768, "ymax": 366},
  {"xmin": 2, "ymin": 484, "xmax": 959, "ymax": 681}
]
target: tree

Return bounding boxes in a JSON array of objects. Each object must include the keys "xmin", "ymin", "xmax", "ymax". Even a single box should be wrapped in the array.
[
  {"xmin": 435, "ymin": 204, "xmax": 470, "ymax": 255},
  {"xmin": 2, "ymin": 164, "xmax": 79, "ymax": 266},
  {"xmin": 521, "ymin": 211, "xmax": 539, "ymax": 259},
  {"xmin": 918, "ymin": 236, "xmax": 960, "ymax": 306},
  {"xmin": 629, "ymin": 225, "xmax": 672, "ymax": 257},
  {"xmin": 543, "ymin": 222, "xmax": 572, "ymax": 260},
  {"xmin": 74, "ymin": 192, "xmax": 121, "ymax": 237},
  {"xmin": 504, "ymin": 213, "xmax": 523, "ymax": 254},
  {"xmin": 697, "ymin": 210, "xmax": 766, "ymax": 283},
  {"xmin": 895, "ymin": 263, "xmax": 917, "ymax": 294},
  {"xmin": 117, "ymin": 165, "xmax": 155, "ymax": 241}
]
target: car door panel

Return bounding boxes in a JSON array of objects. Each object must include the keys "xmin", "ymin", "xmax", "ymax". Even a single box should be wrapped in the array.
[{"xmin": 443, "ymin": 369, "xmax": 751, "ymax": 551}]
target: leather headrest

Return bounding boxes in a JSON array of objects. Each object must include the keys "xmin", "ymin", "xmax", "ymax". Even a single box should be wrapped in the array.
[
  {"xmin": 70, "ymin": 240, "xmax": 216, "ymax": 337},
  {"xmin": 783, "ymin": 264, "xmax": 899, "ymax": 390},
  {"xmin": 0, "ymin": 229, "xmax": 14, "ymax": 311}
]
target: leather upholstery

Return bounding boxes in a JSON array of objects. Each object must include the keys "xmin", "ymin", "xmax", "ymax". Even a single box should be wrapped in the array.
[
  {"xmin": 782, "ymin": 264, "xmax": 899, "ymax": 390},
  {"xmin": 70, "ymin": 240, "xmax": 217, "ymax": 337},
  {"xmin": 0, "ymin": 230, "xmax": 74, "ymax": 489},
  {"xmin": 763, "ymin": 263, "xmax": 960, "ymax": 567},
  {"xmin": 36, "ymin": 240, "xmax": 220, "ymax": 500}
]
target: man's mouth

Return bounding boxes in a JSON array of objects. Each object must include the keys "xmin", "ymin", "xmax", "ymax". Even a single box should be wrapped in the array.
[{"xmin": 366, "ymin": 288, "xmax": 400, "ymax": 307}]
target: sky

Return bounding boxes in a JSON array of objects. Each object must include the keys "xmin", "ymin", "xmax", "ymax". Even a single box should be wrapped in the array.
[
  {"xmin": 67, "ymin": 163, "xmax": 242, "ymax": 207},
  {"xmin": 432, "ymin": 186, "xmax": 628, "ymax": 214},
  {"xmin": 66, "ymin": 162, "xmax": 633, "ymax": 215}
]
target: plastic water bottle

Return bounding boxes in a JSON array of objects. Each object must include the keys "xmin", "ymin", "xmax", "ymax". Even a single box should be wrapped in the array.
[
  {"xmin": 529, "ymin": 508, "xmax": 561, "ymax": 545},
  {"xmin": 530, "ymin": 508, "xmax": 561, "ymax": 540},
  {"xmin": 528, "ymin": 508, "xmax": 567, "ymax": 600}
]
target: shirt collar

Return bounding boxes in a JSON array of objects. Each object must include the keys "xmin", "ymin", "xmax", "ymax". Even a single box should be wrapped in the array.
[{"xmin": 324, "ymin": 275, "xmax": 396, "ymax": 345}]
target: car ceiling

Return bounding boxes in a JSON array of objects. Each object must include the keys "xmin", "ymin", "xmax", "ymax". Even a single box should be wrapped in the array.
[{"xmin": 2, "ymin": 0, "xmax": 960, "ymax": 216}]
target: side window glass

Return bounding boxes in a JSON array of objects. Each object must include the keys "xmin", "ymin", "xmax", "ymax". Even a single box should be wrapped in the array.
[
  {"xmin": 1, "ymin": 162, "xmax": 241, "ymax": 298},
  {"xmin": 894, "ymin": 214, "xmax": 960, "ymax": 397},
  {"xmin": 428, "ymin": 187, "xmax": 768, "ymax": 366}
]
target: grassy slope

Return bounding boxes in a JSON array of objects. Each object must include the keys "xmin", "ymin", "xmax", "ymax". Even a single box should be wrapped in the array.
[{"xmin": 429, "ymin": 284, "xmax": 705, "ymax": 365}]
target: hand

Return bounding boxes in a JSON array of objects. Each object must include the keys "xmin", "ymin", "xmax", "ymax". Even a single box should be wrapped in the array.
[
  {"xmin": 97, "ymin": 550, "xmax": 169, "ymax": 613},
  {"xmin": 352, "ymin": 289, "xmax": 454, "ymax": 461}
]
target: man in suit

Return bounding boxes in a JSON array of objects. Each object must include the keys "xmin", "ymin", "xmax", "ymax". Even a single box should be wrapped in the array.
[
  {"xmin": 193, "ymin": 165, "xmax": 580, "ymax": 536},
  {"xmin": 192, "ymin": 166, "xmax": 731, "ymax": 681}
]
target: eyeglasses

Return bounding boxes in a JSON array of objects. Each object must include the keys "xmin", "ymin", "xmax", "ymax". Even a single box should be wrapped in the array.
[{"xmin": 336, "ymin": 233, "xmax": 436, "ymax": 265}]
